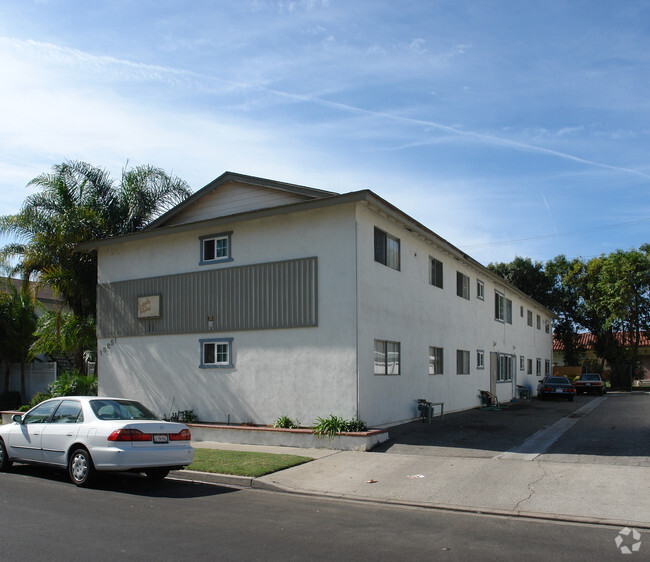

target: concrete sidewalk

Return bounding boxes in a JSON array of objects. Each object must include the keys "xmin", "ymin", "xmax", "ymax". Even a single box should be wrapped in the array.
[{"xmin": 172, "ymin": 396, "xmax": 650, "ymax": 529}]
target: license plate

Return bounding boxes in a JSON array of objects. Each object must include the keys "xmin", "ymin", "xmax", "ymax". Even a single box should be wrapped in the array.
[
  {"xmin": 153, "ymin": 434, "xmax": 169, "ymax": 444},
  {"xmin": 555, "ymin": 388, "xmax": 563, "ymax": 393},
  {"xmin": 586, "ymin": 383, "xmax": 591, "ymax": 386}
]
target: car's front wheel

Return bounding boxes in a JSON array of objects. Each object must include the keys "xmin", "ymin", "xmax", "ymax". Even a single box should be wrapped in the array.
[
  {"xmin": 0, "ymin": 438, "xmax": 12, "ymax": 471},
  {"xmin": 69, "ymin": 447, "xmax": 95, "ymax": 487},
  {"xmin": 145, "ymin": 468, "xmax": 170, "ymax": 481}
]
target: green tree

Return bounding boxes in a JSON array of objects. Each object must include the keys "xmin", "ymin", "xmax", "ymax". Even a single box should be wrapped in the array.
[
  {"xmin": 488, "ymin": 256, "xmax": 553, "ymax": 308},
  {"xmin": 0, "ymin": 161, "xmax": 191, "ymax": 370},
  {"xmin": 0, "ymin": 280, "xmax": 38, "ymax": 401}
]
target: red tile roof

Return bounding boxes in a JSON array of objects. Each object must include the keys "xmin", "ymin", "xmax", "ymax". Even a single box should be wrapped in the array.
[{"xmin": 553, "ymin": 332, "xmax": 650, "ymax": 351}]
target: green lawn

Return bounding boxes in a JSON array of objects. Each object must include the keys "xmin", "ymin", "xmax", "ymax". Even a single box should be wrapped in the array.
[{"xmin": 186, "ymin": 448, "xmax": 313, "ymax": 478}]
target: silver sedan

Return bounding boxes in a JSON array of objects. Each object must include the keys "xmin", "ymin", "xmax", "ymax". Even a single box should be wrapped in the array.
[{"xmin": 0, "ymin": 396, "xmax": 194, "ymax": 486}]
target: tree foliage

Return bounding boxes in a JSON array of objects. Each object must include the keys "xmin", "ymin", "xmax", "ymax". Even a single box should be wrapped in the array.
[
  {"xmin": 490, "ymin": 247, "xmax": 650, "ymax": 388},
  {"xmin": 0, "ymin": 161, "xmax": 191, "ymax": 370}
]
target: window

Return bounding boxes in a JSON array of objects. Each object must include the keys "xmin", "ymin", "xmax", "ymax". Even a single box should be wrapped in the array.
[
  {"xmin": 520, "ymin": 355, "xmax": 525, "ymax": 370},
  {"xmin": 22, "ymin": 400, "xmax": 59, "ymax": 424},
  {"xmin": 527, "ymin": 310, "xmax": 533, "ymax": 327},
  {"xmin": 495, "ymin": 291, "xmax": 505, "ymax": 322},
  {"xmin": 374, "ymin": 340, "xmax": 400, "ymax": 375},
  {"xmin": 429, "ymin": 346, "xmax": 444, "ymax": 375},
  {"xmin": 457, "ymin": 272, "xmax": 469, "ymax": 300},
  {"xmin": 520, "ymin": 306, "xmax": 524, "ymax": 318},
  {"xmin": 497, "ymin": 354, "xmax": 514, "ymax": 382},
  {"xmin": 527, "ymin": 358, "xmax": 533, "ymax": 375},
  {"xmin": 545, "ymin": 360, "xmax": 551, "ymax": 376},
  {"xmin": 536, "ymin": 314, "xmax": 541, "ymax": 330},
  {"xmin": 374, "ymin": 228, "xmax": 400, "ymax": 270},
  {"xmin": 506, "ymin": 298, "xmax": 513, "ymax": 324},
  {"xmin": 477, "ymin": 349, "xmax": 485, "ymax": 370},
  {"xmin": 544, "ymin": 320, "xmax": 550, "ymax": 334},
  {"xmin": 430, "ymin": 258, "xmax": 443, "ymax": 289},
  {"xmin": 200, "ymin": 232, "xmax": 233, "ymax": 265},
  {"xmin": 536, "ymin": 358, "xmax": 542, "ymax": 376},
  {"xmin": 200, "ymin": 338, "xmax": 233, "ymax": 368},
  {"xmin": 52, "ymin": 400, "xmax": 83, "ymax": 424},
  {"xmin": 476, "ymin": 279, "xmax": 485, "ymax": 300},
  {"xmin": 456, "ymin": 349, "xmax": 470, "ymax": 374}
]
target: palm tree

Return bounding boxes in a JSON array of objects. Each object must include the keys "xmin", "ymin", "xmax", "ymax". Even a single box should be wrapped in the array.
[{"xmin": 0, "ymin": 160, "xmax": 191, "ymax": 370}]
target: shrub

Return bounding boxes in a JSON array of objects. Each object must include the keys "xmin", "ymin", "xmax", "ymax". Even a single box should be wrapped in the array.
[
  {"xmin": 312, "ymin": 415, "xmax": 369, "ymax": 439},
  {"xmin": 272, "ymin": 415, "xmax": 300, "ymax": 429},
  {"xmin": 48, "ymin": 370, "xmax": 98, "ymax": 397}
]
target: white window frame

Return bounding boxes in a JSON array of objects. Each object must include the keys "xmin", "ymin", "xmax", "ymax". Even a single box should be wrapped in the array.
[
  {"xmin": 520, "ymin": 355, "xmax": 525, "ymax": 371},
  {"xmin": 536, "ymin": 358, "xmax": 542, "ymax": 376},
  {"xmin": 477, "ymin": 349, "xmax": 485, "ymax": 370},
  {"xmin": 495, "ymin": 291, "xmax": 505, "ymax": 322},
  {"xmin": 536, "ymin": 314, "xmax": 542, "ymax": 330},
  {"xmin": 200, "ymin": 231, "xmax": 233, "ymax": 265},
  {"xmin": 200, "ymin": 338, "xmax": 234, "ymax": 368},
  {"xmin": 545, "ymin": 359, "xmax": 551, "ymax": 376},
  {"xmin": 374, "ymin": 340, "xmax": 401, "ymax": 375},
  {"xmin": 527, "ymin": 310, "xmax": 533, "ymax": 327},
  {"xmin": 497, "ymin": 353, "xmax": 514, "ymax": 382},
  {"xmin": 476, "ymin": 279, "xmax": 485, "ymax": 300},
  {"xmin": 429, "ymin": 346, "xmax": 444, "ymax": 375}
]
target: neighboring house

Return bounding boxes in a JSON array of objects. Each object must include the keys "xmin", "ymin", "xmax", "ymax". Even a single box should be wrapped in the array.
[
  {"xmin": 1, "ymin": 278, "xmax": 61, "ymax": 398},
  {"xmin": 553, "ymin": 332, "xmax": 650, "ymax": 381},
  {"xmin": 83, "ymin": 172, "xmax": 553, "ymax": 427}
]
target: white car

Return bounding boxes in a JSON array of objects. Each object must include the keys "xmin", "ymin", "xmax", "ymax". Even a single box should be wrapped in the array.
[{"xmin": 0, "ymin": 396, "xmax": 194, "ymax": 487}]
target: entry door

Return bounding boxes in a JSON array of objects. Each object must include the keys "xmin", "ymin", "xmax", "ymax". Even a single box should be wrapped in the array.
[
  {"xmin": 489, "ymin": 352, "xmax": 498, "ymax": 395},
  {"xmin": 41, "ymin": 400, "xmax": 83, "ymax": 466}
]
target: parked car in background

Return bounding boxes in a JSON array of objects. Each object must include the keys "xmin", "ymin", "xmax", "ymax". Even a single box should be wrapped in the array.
[
  {"xmin": 574, "ymin": 373, "xmax": 607, "ymax": 396},
  {"xmin": 0, "ymin": 397, "xmax": 194, "ymax": 487},
  {"xmin": 538, "ymin": 376, "xmax": 576, "ymax": 401},
  {"xmin": 537, "ymin": 376, "xmax": 549, "ymax": 395}
]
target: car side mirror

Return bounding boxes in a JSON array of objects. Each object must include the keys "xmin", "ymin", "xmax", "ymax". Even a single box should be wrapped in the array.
[{"xmin": 12, "ymin": 414, "xmax": 23, "ymax": 423}]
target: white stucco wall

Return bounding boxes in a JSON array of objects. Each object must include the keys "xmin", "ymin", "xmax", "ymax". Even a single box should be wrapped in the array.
[
  {"xmin": 354, "ymin": 203, "xmax": 553, "ymax": 426},
  {"xmin": 97, "ymin": 204, "xmax": 360, "ymax": 425}
]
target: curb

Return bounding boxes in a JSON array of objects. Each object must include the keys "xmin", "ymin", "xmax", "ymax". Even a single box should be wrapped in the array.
[{"xmin": 170, "ymin": 469, "xmax": 650, "ymax": 531}]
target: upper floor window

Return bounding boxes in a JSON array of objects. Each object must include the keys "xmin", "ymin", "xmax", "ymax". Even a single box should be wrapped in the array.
[
  {"xmin": 536, "ymin": 314, "xmax": 542, "ymax": 330},
  {"xmin": 456, "ymin": 272, "xmax": 470, "ymax": 300},
  {"xmin": 545, "ymin": 319, "xmax": 550, "ymax": 334},
  {"xmin": 200, "ymin": 232, "xmax": 233, "ymax": 265},
  {"xmin": 527, "ymin": 310, "xmax": 533, "ymax": 327},
  {"xmin": 506, "ymin": 298, "xmax": 513, "ymax": 324},
  {"xmin": 476, "ymin": 279, "xmax": 485, "ymax": 300},
  {"xmin": 374, "ymin": 228, "xmax": 400, "ymax": 270},
  {"xmin": 495, "ymin": 291, "xmax": 505, "ymax": 322},
  {"xmin": 430, "ymin": 258, "xmax": 443, "ymax": 289}
]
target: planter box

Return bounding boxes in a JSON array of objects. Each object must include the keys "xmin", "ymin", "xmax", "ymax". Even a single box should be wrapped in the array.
[{"xmin": 188, "ymin": 423, "xmax": 389, "ymax": 451}]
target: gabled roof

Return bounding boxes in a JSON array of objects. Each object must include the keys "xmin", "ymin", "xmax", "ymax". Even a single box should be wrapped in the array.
[
  {"xmin": 553, "ymin": 332, "xmax": 650, "ymax": 351},
  {"xmin": 145, "ymin": 171, "xmax": 338, "ymax": 231}
]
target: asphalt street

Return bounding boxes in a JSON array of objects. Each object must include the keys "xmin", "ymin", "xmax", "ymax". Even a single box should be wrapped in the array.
[{"xmin": 0, "ymin": 468, "xmax": 644, "ymax": 561}]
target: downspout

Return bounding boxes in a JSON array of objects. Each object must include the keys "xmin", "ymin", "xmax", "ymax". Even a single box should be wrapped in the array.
[{"xmin": 355, "ymin": 219, "xmax": 360, "ymax": 419}]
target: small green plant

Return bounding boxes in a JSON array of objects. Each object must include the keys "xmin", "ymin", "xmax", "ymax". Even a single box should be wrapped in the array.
[
  {"xmin": 272, "ymin": 415, "xmax": 300, "ymax": 429},
  {"xmin": 312, "ymin": 415, "xmax": 368, "ymax": 439},
  {"xmin": 344, "ymin": 418, "xmax": 368, "ymax": 432},
  {"xmin": 179, "ymin": 409, "xmax": 196, "ymax": 423}
]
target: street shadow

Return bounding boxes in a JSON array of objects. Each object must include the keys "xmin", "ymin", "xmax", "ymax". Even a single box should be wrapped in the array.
[{"xmin": 6, "ymin": 464, "xmax": 237, "ymax": 498}]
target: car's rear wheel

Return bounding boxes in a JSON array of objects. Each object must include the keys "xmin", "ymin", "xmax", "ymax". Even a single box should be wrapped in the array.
[
  {"xmin": 69, "ymin": 447, "xmax": 95, "ymax": 487},
  {"xmin": 0, "ymin": 438, "xmax": 12, "ymax": 471},
  {"xmin": 145, "ymin": 468, "xmax": 170, "ymax": 481}
]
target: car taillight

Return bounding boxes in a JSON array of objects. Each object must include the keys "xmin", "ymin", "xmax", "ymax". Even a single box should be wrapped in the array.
[
  {"xmin": 169, "ymin": 429, "xmax": 191, "ymax": 441},
  {"xmin": 108, "ymin": 429, "xmax": 152, "ymax": 442}
]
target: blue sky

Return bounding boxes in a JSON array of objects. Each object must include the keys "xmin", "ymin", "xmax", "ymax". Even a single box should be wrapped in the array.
[{"xmin": 1, "ymin": 0, "xmax": 649, "ymax": 265}]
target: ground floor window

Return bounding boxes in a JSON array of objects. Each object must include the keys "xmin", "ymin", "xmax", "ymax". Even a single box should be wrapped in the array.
[
  {"xmin": 476, "ymin": 349, "xmax": 484, "ymax": 370},
  {"xmin": 497, "ymin": 353, "xmax": 514, "ymax": 382},
  {"xmin": 545, "ymin": 359, "xmax": 551, "ymax": 376},
  {"xmin": 200, "ymin": 338, "xmax": 233, "ymax": 368},
  {"xmin": 536, "ymin": 358, "xmax": 542, "ymax": 376},
  {"xmin": 429, "ymin": 346, "xmax": 444, "ymax": 375},
  {"xmin": 456, "ymin": 349, "xmax": 470, "ymax": 375},
  {"xmin": 374, "ymin": 340, "xmax": 400, "ymax": 375},
  {"xmin": 527, "ymin": 358, "xmax": 533, "ymax": 375}
]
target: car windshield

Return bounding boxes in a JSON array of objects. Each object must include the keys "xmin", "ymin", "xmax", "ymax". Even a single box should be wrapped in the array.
[
  {"xmin": 547, "ymin": 377, "xmax": 569, "ymax": 384},
  {"xmin": 581, "ymin": 374, "xmax": 600, "ymax": 381},
  {"xmin": 90, "ymin": 399, "xmax": 159, "ymax": 421}
]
